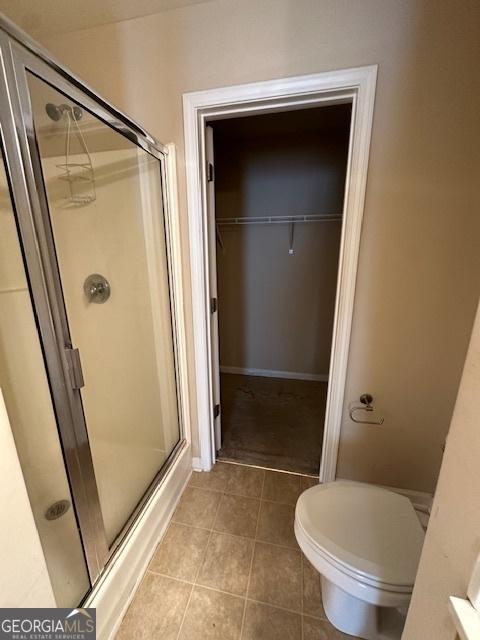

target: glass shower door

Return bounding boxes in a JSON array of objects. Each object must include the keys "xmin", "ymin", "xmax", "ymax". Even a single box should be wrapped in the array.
[
  {"xmin": 25, "ymin": 74, "xmax": 181, "ymax": 548},
  {"xmin": 0, "ymin": 145, "xmax": 90, "ymax": 606}
]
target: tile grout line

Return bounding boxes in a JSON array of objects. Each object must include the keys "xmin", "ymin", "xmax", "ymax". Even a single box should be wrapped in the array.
[
  {"xmin": 216, "ymin": 458, "xmax": 318, "ymax": 479},
  {"xmin": 244, "ymin": 537, "xmax": 298, "ymax": 552},
  {"xmin": 172, "ymin": 518, "xmax": 300, "ymax": 552},
  {"xmin": 301, "ymin": 553, "xmax": 305, "ymax": 640},
  {"xmin": 144, "ymin": 518, "xmax": 174, "ymax": 576},
  {"xmin": 239, "ymin": 469, "xmax": 266, "ymax": 639},
  {"xmin": 259, "ymin": 469, "xmax": 266, "ymax": 502},
  {"xmin": 173, "ymin": 465, "xmax": 311, "ymax": 638},
  {"xmin": 145, "ymin": 569, "xmax": 312, "ymax": 618},
  {"xmin": 255, "ymin": 470, "xmax": 266, "ymax": 541},
  {"xmin": 244, "ymin": 595, "xmax": 301, "ymax": 617},
  {"xmin": 134, "ymin": 465, "xmax": 326, "ymax": 640},
  {"xmin": 190, "ymin": 462, "xmax": 313, "ymax": 496},
  {"xmin": 116, "ymin": 566, "xmax": 150, "ymax": 635},
  {"xmin": 189, "ymin": 481, "xmax": 300, "ymax": 506},
  {"xmin": 174, "ymin": 494, "xmax": 223, "ymax": 640},
  {"xmin": 172, "ymin": 568, "xmax": 195, "ymax": 639}
]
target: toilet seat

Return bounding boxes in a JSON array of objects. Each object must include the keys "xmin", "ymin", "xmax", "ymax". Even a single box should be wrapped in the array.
[{"xmin": 295, "ymin": 482, "xmax": 425, "ymax": 606}]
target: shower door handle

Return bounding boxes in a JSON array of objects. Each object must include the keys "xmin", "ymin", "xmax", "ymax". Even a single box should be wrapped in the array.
[{"xmin": 65, "ymin": 347, "xmax": 85, "ymax": 390}]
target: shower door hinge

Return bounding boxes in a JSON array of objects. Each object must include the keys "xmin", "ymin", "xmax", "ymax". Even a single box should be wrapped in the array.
[
  {"xmin": 213, "ymin": 403, "xmax": 220, "ymax": 419},
  {"xmin": 210, "ymin": 297, "xmax": 217, "ymax": 314},
  {"xmin": 207, "ymin": 162, "xmax": 214, "ymax": 182},
  {"xmin": 65, "ymin": 347, "xmax": 85, "ymax": 390}
]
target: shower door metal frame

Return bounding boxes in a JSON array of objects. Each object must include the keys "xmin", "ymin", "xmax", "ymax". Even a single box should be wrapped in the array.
[{"xmin": 0, "ymin": 16, "xmax": 187, "ymax": 587}]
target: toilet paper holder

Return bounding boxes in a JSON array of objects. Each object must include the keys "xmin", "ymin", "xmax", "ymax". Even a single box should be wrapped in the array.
[{"xmin": 349, "ymin": 394, "xmax": 384, "ymax": 425}]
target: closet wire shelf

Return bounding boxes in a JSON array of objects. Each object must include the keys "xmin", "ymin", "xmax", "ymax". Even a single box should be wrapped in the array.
[{"xmin": 216, "ymin": 213, "xmax": 342, "ymax": 226}]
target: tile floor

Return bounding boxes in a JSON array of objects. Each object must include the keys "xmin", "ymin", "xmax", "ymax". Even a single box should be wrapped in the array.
[{"xmin": 116, "ymin": 462, "xmax": 356, "ymax": 639}]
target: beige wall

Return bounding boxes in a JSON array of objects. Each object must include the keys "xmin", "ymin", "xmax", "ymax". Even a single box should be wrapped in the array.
[
  {"xmin": 39, "ymin": 0, "xmax": 480, "ymax": 493},
  {"xmin": 217, "ymin": 224, "xmax": 341, "ymax": 376},
  {"xmin": 403, "ymin": 300, "xmax": 480, "ymax": 639},
  {"xmin": 214, "ymin": 116, "xmax": 347, "ymax": 376}
]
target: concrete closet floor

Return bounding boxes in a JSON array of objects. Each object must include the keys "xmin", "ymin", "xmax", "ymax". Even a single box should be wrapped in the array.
[
  {"xmin": 116, "ymin": 462, "xmax": 356, "ymax": 639},
  {"xmin": 218, "ymin": 374, "xmax": 327, "ymax": 475}
]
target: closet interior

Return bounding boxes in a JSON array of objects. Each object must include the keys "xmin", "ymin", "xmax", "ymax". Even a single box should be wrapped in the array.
[{"xmin": 211, "ymin": 103, "xmax": 352, "ymax": 475}]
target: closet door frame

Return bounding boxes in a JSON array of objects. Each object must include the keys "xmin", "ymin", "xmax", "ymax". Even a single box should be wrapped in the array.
[{"xmin": 183, "ymin": 66, "xmax": 377, "ymax": 482}]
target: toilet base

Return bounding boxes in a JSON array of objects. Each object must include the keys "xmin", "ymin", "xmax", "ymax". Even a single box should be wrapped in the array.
[{"xmin": 321, "ymin": 577, "xmax": 407, "ymax": 640}]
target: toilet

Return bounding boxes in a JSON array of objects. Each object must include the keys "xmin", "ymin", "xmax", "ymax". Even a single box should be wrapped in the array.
[{"xmin": 294, "ymin": 481, "xmax": 425, "ymax": 640}]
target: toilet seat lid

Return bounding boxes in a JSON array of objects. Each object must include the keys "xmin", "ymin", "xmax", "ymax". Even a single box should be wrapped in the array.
[{"xmin": 296, "ymin": 482, "xmax": 425, "ymax": 587}]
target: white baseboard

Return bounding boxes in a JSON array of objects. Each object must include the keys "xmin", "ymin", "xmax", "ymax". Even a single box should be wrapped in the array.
[
  {"xmin": 85, "ymin": 443, "xmax": 192, "ymax": 640},
  {"xmin": 337, "ymin": 478, "xmax": 433, "ymax": 511},
  {"xmin": 220, "ymin": 365, "xmax": 328, "ymax": 382},
  {"xmin": 192, "ymin": 456, "xmax": 208, "ymax": 471}
]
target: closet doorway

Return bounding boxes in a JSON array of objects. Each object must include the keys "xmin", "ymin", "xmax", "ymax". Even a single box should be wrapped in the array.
[
  {"xmin": 184, "ymin": 67, "xmax": 377, "ymax": 480},
  {"xmin": 207, "ymin": 106, "xmax": 351, "ymax": 475}
]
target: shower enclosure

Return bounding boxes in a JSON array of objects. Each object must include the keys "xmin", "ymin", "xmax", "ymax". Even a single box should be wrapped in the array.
[{"xmin": 0, "ymin": 18, "xmax": 186, "ymax": 606}]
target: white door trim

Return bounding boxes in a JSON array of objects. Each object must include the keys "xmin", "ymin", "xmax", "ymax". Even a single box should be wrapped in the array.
[
  {"xmin": 205, "ymin": 126, "xmax": 222, "ymax": 452},
  {"xmin": 183, "ymin": 66, "xmax": 377, "ymax": 480}
]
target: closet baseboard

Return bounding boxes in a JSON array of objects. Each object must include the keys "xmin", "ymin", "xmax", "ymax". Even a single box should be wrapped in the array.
[{"xmin": 220, "ymin": 366, "xmax": 328, "ymax": 382}]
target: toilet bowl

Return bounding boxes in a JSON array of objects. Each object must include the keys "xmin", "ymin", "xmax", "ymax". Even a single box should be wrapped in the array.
[{"xmin": 294, "ymin": 481, "xmax": 425, "ymax": 640}]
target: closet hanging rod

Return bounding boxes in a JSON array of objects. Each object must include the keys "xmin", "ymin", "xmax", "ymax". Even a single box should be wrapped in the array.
[{"xmin": 216, "ymin": 214, "xmax": 342, "ymax": 226}]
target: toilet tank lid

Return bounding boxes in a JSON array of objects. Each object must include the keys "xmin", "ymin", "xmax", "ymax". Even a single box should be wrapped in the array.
[{"xmin": 296, "ymin": 481, "xmax": 425, "ymax": 587}]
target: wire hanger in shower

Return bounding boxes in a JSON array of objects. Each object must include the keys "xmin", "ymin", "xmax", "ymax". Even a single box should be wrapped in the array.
[{"xmin": 45, "ymin": 102, "xmax": 96, "ymax": 206}]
